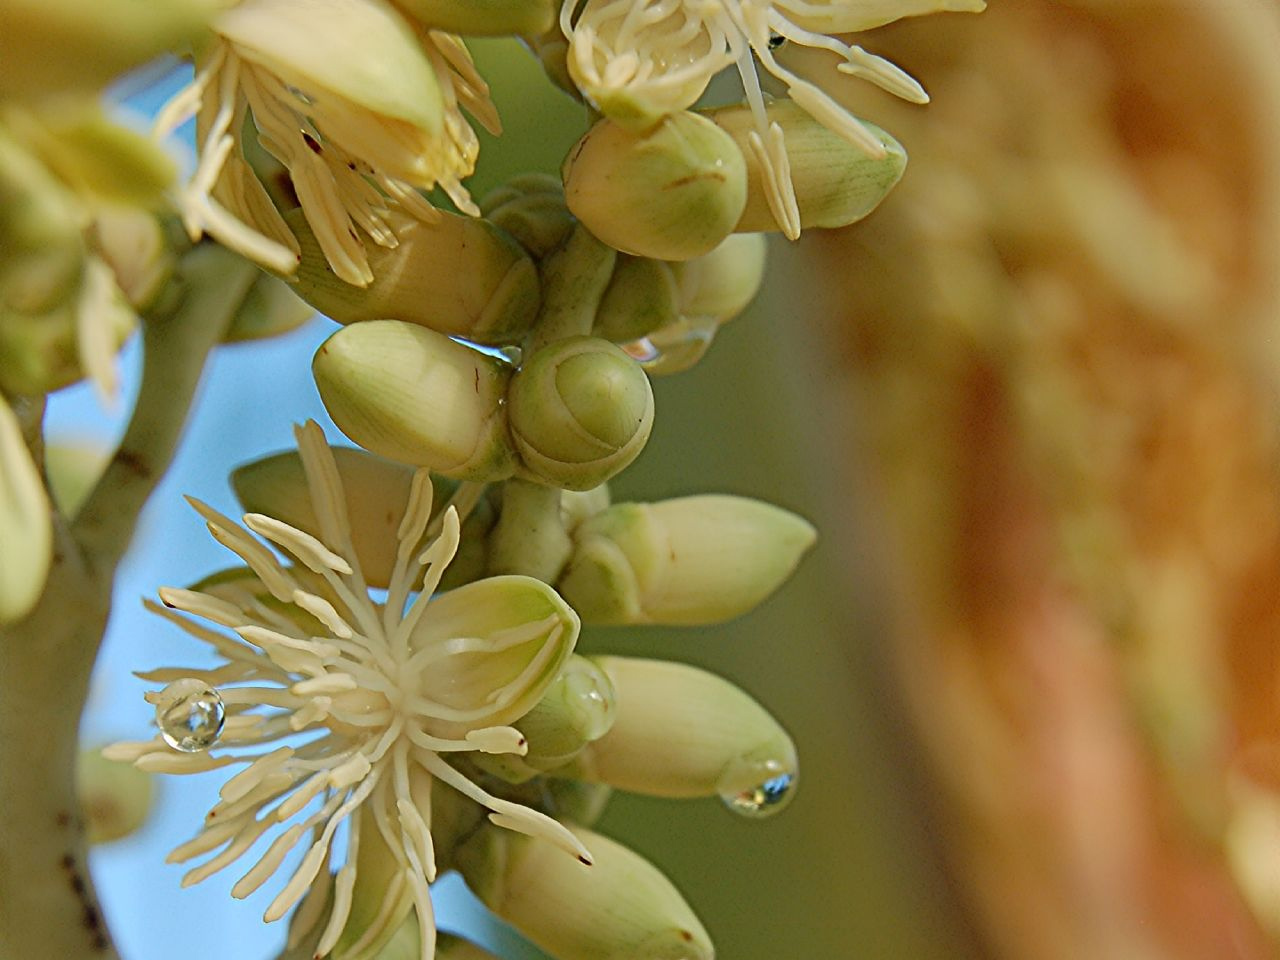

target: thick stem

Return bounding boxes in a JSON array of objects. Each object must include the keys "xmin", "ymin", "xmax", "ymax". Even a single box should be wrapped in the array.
[
  {"xmin": 525, "ymin": 224, "xmax": 616, "ymax": 354},
  {"xmin": 487, "ymin": 478, "xmax": 572, "ymax": 582},
  {"xmin": 0, "ymin": 245, "xmax": 254, "ymax": 960}
]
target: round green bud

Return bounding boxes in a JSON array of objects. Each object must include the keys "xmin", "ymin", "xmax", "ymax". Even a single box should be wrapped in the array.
[
  {"xmin": 672, "ymin": 232, "xmax": 767, "ymax": 323},
  {"xmin": 457, "ymin": 823, "xmax": 713, "ymax": 960},
  {"xmin": 507, "ymin": 336, "xmax": 654, "ymax": 491},
  {"xmin": 594, "ymin": 255, "xmax": 679, "ymax": 343},
  {"xmin": 708, "ymin": 99, "xmax": 908, "ymax": 233},
  {"xmin": 222, "ymin": 272, "xmax": 314, "ymax": 343},
  {"xmin": 557, "ymin": 495, "xmax": 816, "ymax": 625},
  {"xmin": 516, "ymin": 654, "xmax": 617, "ymax": 771},
  {"xmin": 480, "ymin": 174, "xmax": 575, "ymax": 259},
  {"xmin": 313, "ymin": 319, "xmax": 516, "ymax": 481},
  {"xmin": 287, "ymin": 208, "xmax": 539, "ymax": 346},
  {"xmin": 391, "ymin": 0, "xmax": 555, "ymax": 35},
  {"xmin": 563, "ymin": 112, "xmax": 748, "ymax": 261},
  {"xmin": 574, "ymin": 657, "xmax": 797, "ymax": 819}
]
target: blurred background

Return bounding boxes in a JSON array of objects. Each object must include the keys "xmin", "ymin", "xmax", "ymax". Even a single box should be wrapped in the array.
[{"xmin": 70, "ymin": 1, "xmax": 1280, "ymax": 957}]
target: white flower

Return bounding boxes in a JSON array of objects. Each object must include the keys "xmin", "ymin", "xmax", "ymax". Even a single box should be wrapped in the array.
[
  {"xmin": 560, "ymin": 0, "xmax": 983, "ymax": 237},
  {"xmin": 106, "ymin": 422, "xmax": 588, "ymax": 960},
  {"xmin": 156, "ymin": 0, "xmax": 499, "ymax": 286}
]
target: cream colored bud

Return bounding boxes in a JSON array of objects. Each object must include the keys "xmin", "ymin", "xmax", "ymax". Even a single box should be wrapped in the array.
[
  {"xmin": 672, "ymin": 232, "xmax": 767, "ymax": 323},
  {"xmin": 0, "ymin": 396, "xmax": 51, "ymax": 625},
  {"xmin": 313, "ymin": 319, "xmax": 516, "ymax": 480},
  {"xmin": 557, "ymin": 495, "xmax": 816, "ymax": 625},
  {"xmin": 391, "ymin": 0, "xmax": 555, "ymax": 35},
  {"xmin": 79, "ymin": 747, "xmax": 154, "ymax": 844},
  {"xmin": 564, "ymin": 112, "xmax": 747, "ymax": 261},
  {"xmin": 709, "ymin": 100, "xmax": 907, "ymax": 233},
  {"xmin": 574, "ymin": 658, "xmax": 797, "ymax": 817},
  {"xmin": 223, "ymin": 271, "xmax": 315, "ymax": 343},
  {"xmin": 89, "ymin": 208, "xmax": 173, "ymax": 312},
  {"xmin": 458, "ymin": 823, "xmax": 713, "ymax": 960},
  {"xmin": 594, "ymin": 255, "xmax": 679, "ymax": 343},
  {"xmin": 0, "ymin": 0, "xmax": 212, "ymax": 101},
  {"xmin": 507, "ymin": 336, "xmax": 654, "ymax": 491},
  {"xmin": 287, "ymin": 208, "xmax": 539, "ymax": 346},
  {"xmin": 479, "ymin": 174, "xmax": 575, "ymax": 259}
]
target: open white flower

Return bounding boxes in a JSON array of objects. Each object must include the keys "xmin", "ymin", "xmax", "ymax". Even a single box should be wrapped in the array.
[
  {"xmin": 560, "ymin": 0, "xmax": 983, "ymax": 237},
  {"xmin": 156, "ymin": 0, "xmax": 499, "ymax": 286},
  {"xmin": 106, "ymin": 422, "xmax": 588, "ymax": 960}
]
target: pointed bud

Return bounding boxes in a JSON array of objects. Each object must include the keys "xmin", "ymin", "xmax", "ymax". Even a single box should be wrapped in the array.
[
  {"xmin": 557, "ymin": 495, "xmax": 816, "ymax": 625},
  {"xmin": 573, "ymin": 657, "xmax": 797, "ymax": 818},
  {"xmin": 0, "ymin": 0, "xmax": 212, "ymax": 101},
  {"xmin": 0, "ymin": 396, "xmax": 52, "ymax": 625},
  {"xmin": 564, "ymin": 112, "xmax": 747, "ymax": 261},
  {"xmin": 391, "ymin": 0, "xmax": 555, "ymax": 35},
  {"xmin": 80, "ymin": 747, "xmax": 154, "ymax": 844},
  {"xmin": 287, "ymin": 208, "xmax": 539, "ymax": 346},
  {"xmin": 313, "ymin": 320, "xmax": 516, "ymax": 481},
  {"xmin": 457, "ymin": 823, "xmax": 713, "ymax": 960},
  {"xmin": 479, "ymin": 174, "xmax": 575, "ymax": 259},
  {"xmin": 508, "ymin": 337, "xmax": 654, "ymax": 491},
  {"xmin": 709, "ymin": 100, "xmax": 907, "ymax": 233}
]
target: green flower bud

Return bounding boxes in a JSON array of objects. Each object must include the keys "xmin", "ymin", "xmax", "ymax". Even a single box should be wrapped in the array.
[
  {"xmin": 90, "ymin": 208, "xmax": 174, "ymax": 313},
  {"xmin": 479, "ymin": 174, "xmax": 575, "ymax": 259},
  {"xmin": 573, "ymin": 657, "xmax": 797, "ymax": 819},
  {"xmin": 391, "ymin": 0, "xmax": 555, "ymax": 35},
  {"xmin": 313, "ymin": 319, "xmax": 516, "ymax": 481},
  {"xmin": 79, "ymin": 747, "xmax": 154, "ymax": 844},
  {"xmin": 287, "ymin": 208, "xmax": 539, "ymax": 346},
  {"xmin": 0, "ymin": 0, "xmax": 212, "ymax": 101},
  {"xmin": 672, "ymin": 232, "xmax": 767, "ymax": 323},
  {"xmin": 563, "ymin": 112, "xmax": 748, "ymax": 261},
  {"xmin": 507, "ymin": 337, "xmax": 654, "ymax": 491},
  {"xmin": 0, "ymin": 396, "xmax": 51, "ymax": 625},
  {"xmin": 222, "ymin": 271, "xmax": 315, "ymax": 343},
  {"xmin": 557, "ymin": 495, "xmax": 816, "ymax": 625},
  {"xmin": 457, "ymin": 823, "xmax": 713, "ymax": 960},
  {"xmin": 709, "ymin": 99, "xmax": 907, "ymax": 233},
  {"xmin": 594, "ymin": 255, "xmax": 679, "ymax": 343}
]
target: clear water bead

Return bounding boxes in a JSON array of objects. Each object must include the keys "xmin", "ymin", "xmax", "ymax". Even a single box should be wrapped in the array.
[
  {"xmin": 720, "ymin": 771, "xmax": 797, "ymax": 819},
  {"xmin": 153, "ymin": 679, "xmax": 225, "ymax": 752}
]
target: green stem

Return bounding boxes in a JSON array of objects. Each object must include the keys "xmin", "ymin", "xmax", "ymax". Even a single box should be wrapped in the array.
[
  {"xmin": 487, "ymin": 478, "xmax": 572, "ymax": 583},
  {"xmin": 525, "ymin": 224, "xmax": 616, "ymax": 354},
  {"xmin": 0, "ymin": 244, "xmax": 254, "ymax": 960}
]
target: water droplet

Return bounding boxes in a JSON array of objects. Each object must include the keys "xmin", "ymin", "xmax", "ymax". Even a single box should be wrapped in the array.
[
  {"xmin": 153, "ymin": 679, "xmax": 225, "ymax": 753},
  {"xmin": 622, "ymin": 317, "xmax": 719, "ymax": 376},
  {"xmin": 720, "ymin": 771, "xmax": 797, "ymax": 819}
]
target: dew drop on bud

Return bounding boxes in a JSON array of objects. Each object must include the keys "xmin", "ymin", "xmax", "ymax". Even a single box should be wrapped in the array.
[
  {"xmin": 719, "ymin": 771, "xmax": 797, "ymax": 818},
  {"xmin": 621, "ymin": 317, "xmax": 719, "ymax": 377},
  {"xmin": 154, "ymin": 678, "xmax": 226, "ymax": 753}
]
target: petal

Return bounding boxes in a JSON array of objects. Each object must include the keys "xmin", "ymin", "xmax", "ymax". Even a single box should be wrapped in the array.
[{"xmin": 410, "ymin": 576, "xmax": 578, "ymax": 729}]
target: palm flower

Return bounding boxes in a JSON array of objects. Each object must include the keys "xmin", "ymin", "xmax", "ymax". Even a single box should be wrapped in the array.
[
  {"xmin": 559, "ymin": 0, "xmax": 982, "ymax": 237},
  {"xmin": 157, "ymin": 0, "xmax": 499, "ymax": 286},
  {"xmin": 106, "ymin": 422, "xmax": 588, "ymax": 960}
]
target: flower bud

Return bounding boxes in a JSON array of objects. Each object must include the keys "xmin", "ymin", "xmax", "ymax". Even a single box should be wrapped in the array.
[
  {"xmin": 556, "ymin": 495, "xmax": 816, "ymax": 625},
  {"xmin": 287, "ymin": 208, "xmax": 539, "ymax": 346},
  {"xmin": 0, "ymin": 0, "xmax": 212, "ymax": 101},
  {"xmin": 518, "ymin": 654, "xmax": 617, "ymax": 771},
  {"xmin": 479, "ymin": 174, "xmax": 574, "ymax": 259},
  {"xmin": 564, "ymin": 112, "xmax": 747, "ymax": 261},
  {"xmin": 457, "ymin": 823, "xmax": 713, "ymax": 960},
  {"xmin": 672, "ymin": 232, "xmax": 767, "ymax": 323},
  {"xmin": 79, "ymin": 747, "xmax": 154, "ymax": 844},
  {"xmin": 507, "ymin": 337, "xmax": 654, "ymax": 491},
  {"xmin": 313, "ymin": 319, "xmax": 516, "ymax": 481},
  {"xmin": 594, "ymin": 255, "xmax": 679, "ymax": 343},
  {"xmin": 573, "ymin": 657, "xmax": 798, "ymax": 819},
  {"xmin": 709, "ymin": 99, "xmax": 907, "ymax": 233},
  {"xmin": 391, "ymin": 0, "xmax": 555, "ymax": 35},
  {"xmin": 90, "ymin": 208, "xmax": 173, "ymax": 313},
  {"xmin": 0, "ymin": 396, "xmax": 51, "ymax": 625},
  {"xmin": 223, "ymin": 272, "xmax": 314, "ymax": 343}
]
